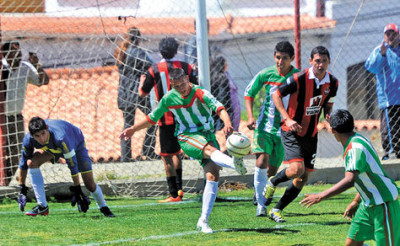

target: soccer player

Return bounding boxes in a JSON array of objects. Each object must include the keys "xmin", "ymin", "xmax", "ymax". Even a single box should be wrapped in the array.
[
  {"xmin": 18, "ymin": 117, "xmax": 115, "ymax": 217},
  {"xmin": 244, "ymin": 41, "xmax": 299, "ymax": 217},
  {"xmin": 268, "ymin": 46, "xmax": 339, "ymax": 222},
  {"xmin": 120, "ymin": 67, "xmax": 247, "ymax": 233},
  {"xmin": 300, "ymin": 109, "xmax": 400, "ymax": 246},
  {"xmin": 139, "ymin": 37, "xmax": 197, "ymax": 203}
]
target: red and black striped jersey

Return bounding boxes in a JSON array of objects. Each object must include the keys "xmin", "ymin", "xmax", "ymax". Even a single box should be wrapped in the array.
[
  {"xmin": 277, "ymin": 67, "xmax": 339, "ymax": 138},
  {"xmin": 141, "ymin": 59, "xmax": 197, "ymax": 126}
]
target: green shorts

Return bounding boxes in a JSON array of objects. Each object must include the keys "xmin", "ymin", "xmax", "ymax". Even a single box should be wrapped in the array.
[
  {"xmin": 251, "ymin": 129, "xmax": 284, "ymax": 167},
  {"xmin": 348, "ymin": 199, "xmax": 400, "ymax": 245},
  {"xmin": 177, "ymin": 131, "xmax": 219, "ymax": 167}
]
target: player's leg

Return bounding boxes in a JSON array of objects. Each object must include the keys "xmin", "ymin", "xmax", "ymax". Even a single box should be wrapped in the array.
[
  {"xmin": 197, "ymin": 158, "xmax": 221, "ymax": 234},
  {"xmin": 158, "ymin": 125, "xmax": 183, "ymax": 202},
  {"xmin": 346, "ymin": 204, "xmax": 372, "ymax": 246},
  {"xmin": 253, "ymin": 153, "xmax": 268, "ymax": 216},
  {"xmin": 372, "ymin": 199, "xmax": 400, "ymax": 246},
  {"xmin": 76, "ymin": 147, "xmax": 115, "ymax": 217},
  {"xmin": 25, "ymin": 151, "xmax": 53, "ymax": 216}
]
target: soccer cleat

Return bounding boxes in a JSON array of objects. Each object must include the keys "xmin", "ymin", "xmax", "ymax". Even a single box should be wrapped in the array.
[
  {"xmin": 233, "ymin": 157, "xmax": 247, "ymax": 175},
  {"xmin": 196, "ymin": 217, "xmax": 213, "ymax": 234},
  {"xmin": 100, "ymin": 206, "xmax": 115, "ymax": 217},
  {"xmin": 25, "ymin": 205, "xmax": 49, "ymax": 216},
  {"xmin": 256, "ymin": 205, "xmax": 266, "ymax": 217},
  {"xmin": 265, "ymin": 176, "xmax": 276, "ymax": 204},
  {"xmin": 178, "ymin": 190, "xmax": 184, "ymax": 198},
  {"xmin": 269, "ymin": 209, "xmax": 286, "ymax": 223},
  {"xmin": 158, "ymin": 196, "xmax": 182, "ymax": 203}
]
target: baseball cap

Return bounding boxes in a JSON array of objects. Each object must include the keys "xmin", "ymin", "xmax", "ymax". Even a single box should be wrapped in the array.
[{"xmin": 384, "ymin": 23, "xmax": 399, "ymax": 33}]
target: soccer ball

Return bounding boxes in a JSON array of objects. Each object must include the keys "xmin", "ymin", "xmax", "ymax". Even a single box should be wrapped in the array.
[{"xmin": 226, "ymin": 132, "xmax": 251, "ymax": 157}]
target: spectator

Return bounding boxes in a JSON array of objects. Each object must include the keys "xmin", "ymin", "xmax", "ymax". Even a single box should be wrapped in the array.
[
  {"xmin": 1, "ymin": 41, "xmax": 49, "ymax": 185},
  {"xmin": 226, "ymin": 70, "xmax": 241, "ymax": 132},
  {"xmin": 210, "ymin": 56, "xmax": 233, "ymax": 132},
  {"xmin": 365, "ymin": 23, "xmax": 400, "ymax": 160},
  {"xmin": 139, "ymin": 37, "xmax": 197, "ymax": 203},
  {"xmin": 115, "ymin": 27, "xmax": 157, "ymax": 161}
]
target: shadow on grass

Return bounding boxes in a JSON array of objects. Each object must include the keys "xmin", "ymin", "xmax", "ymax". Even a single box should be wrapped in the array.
[
  {"xmin": 221, "ymin": 227, "xmax": 300, "ymax": 235},
  {"xmin": 285, "ymin": 211, "xmax": 342, "ymax": 217}
]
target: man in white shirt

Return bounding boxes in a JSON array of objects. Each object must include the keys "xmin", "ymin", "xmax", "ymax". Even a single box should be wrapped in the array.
[{"xmin": 1, "ymin": 41, "xmax": 49, "ymax": 185}]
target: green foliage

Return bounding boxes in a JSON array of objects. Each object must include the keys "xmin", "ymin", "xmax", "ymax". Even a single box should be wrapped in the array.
[{"xmin": 0, "ymin": 183, "xmax": 388, "ymax": 245}]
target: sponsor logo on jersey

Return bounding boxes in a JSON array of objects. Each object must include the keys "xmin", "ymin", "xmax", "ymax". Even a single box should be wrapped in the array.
[{"xmin": 306, "ymin": 95, "xmax": 322, "ymax": 116}]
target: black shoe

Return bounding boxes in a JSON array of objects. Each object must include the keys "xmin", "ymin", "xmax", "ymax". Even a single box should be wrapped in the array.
[{"xmin": 100, "ymin": 206, "xmax": 115, "ymax": 217}]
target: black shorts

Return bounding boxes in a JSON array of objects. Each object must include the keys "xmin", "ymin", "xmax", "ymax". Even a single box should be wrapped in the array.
[
  {"xmin": 281, "ymin": 130, "xmax": 317, "ymax": 171},
  {"xmin": 159, "ymin": 124, "xmax": 181, "ymax": 156}
]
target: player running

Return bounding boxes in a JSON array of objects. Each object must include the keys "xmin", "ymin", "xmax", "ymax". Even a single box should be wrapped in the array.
[{"xmin": 244, "ymin": 41, "xmax": 299, "ymax": 217}]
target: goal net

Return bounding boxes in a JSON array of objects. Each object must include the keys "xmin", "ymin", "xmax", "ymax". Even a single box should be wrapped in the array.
[{"xmin": 0, "ymin": 0, "xmax": 398, "ymax": 199}]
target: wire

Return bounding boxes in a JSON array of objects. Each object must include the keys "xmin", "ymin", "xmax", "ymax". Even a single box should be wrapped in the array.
[{"xmin": 331, "ymin": 0, "xmax": 365, "ymax": 70}]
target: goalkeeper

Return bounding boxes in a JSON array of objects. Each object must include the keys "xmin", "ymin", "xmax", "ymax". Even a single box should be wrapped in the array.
[
  {"xmin": 120, "ymin": 68, "xmax": 246, "ymax": 233},
  {"xmin": 17, "ymin": 117, "xmax": 115, "ymax": 217}
]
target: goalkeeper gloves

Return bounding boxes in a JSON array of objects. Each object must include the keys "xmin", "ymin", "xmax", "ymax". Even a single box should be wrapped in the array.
[
  {"xmin": 18, "ymin": 184, "xmax": 29, "ymax": 212},
  {"xmin": 69, "ymin": 185, "xmax": 91, "ymax": 213}
]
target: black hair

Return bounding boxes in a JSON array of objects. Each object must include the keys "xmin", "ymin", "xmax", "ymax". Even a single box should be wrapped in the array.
[
  {"xmin": 169, "ymin": 68, "xmax": 186, "ymax": 81},
  {"xmin": 274, "ymin": 41, "xmax": 295, "ymax": 58},
  {"xmin": 211, "ymin": 55, "xmax": 226, "ymax": 73},
  {"xmin": 28, "ymin": 117, "xmax": 47, "ymax": 135},
  {"xmin": 1, "ymin": 41, "xmax": 20, "ymax": 53},
  {"xmin": 127, "ymin": 26, "xmax": 141, "ymax": 44},
  {"xmin": 329, "ymin": 109, "xmax": 354, "ymax": 133},
  {"xmin": 310, "ymin": 46, "xmax": 330, "ymax": 60},
  {"xmin": 159, "ymin": 37, "xmax": 179, "ymax": 59}
]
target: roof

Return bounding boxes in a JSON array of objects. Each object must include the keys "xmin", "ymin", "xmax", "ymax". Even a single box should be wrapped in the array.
[
  {"xmin": 22, "ymin": 66, "xmax": 379, "ymax": 162},
  {"xmin": 1, "ymin": 15, "xmax": 336, "ymax": 37}
]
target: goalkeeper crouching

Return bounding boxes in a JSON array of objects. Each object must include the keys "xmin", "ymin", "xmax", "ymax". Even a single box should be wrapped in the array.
[
  {"xmin": 18, "ymin": 117, "xmax": 115, "ymax": 217},
  {"xmin": 120, "ymin": 68, "xmax": 247, "ymax": 233}
]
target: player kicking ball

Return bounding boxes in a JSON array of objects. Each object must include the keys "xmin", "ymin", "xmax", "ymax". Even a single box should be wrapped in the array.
[
  {"xmin": 18, "ymin": 117, "xmax": 115, "ymax": 217},
  {"xmin": 120, "ymin": 68, "xmax": 247, "ymax": 233}
]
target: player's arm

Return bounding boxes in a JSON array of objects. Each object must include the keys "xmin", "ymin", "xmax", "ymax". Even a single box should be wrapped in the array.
[
  {"xmin": 300, "ymin": 170, "xmax": 358, "ymax": 208},
  {"xmin": 138, "ymin": 69, "xmax": 154, "ymax": 98},
  {"xmin": 244, "ymin": 73, "xmax": 263, "ymax": 130},
  {"xmin": 272, "ymin": 89, "xmax": 301, "ymax": 132},
  {"xmin": 120, "ymin": 117, "xmax": 154, "ymax": 141},
  {"xmin": 218, "ymin": 108, "xmax": 233, "ymax": 136}
]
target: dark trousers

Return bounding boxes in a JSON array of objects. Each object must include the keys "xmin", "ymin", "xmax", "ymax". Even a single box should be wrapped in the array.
[
  {"xmin": 120, "ymin": 110, "xmax": 157, "ymax": 162},
  {"xmin": 380, "ymin": 105, "xmax": 400, "ymax": 157},
  {"xmin": 5, "ymin": 114, "xmax": 24, "ymax": 185}
]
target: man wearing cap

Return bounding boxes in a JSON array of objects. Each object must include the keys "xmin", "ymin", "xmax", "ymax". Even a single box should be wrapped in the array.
[{"xmin": 365, "ymin": 23, "xmax": 400, "ymax": 160}]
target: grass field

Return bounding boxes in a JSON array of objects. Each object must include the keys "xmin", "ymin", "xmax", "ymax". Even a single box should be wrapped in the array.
[{"xmin": 0, "ymin": 183, "xmax": 384, "ymax": 246}]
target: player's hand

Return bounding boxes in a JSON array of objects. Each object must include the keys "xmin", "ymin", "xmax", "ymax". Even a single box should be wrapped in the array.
[
  {"xmin": 119, "ymin": 126, "xmax": 135, "ymax": 141},
  {"xmin": 222, "ymin": 124, "xmax": 233, "ymax": 136},
  {"xmin": 18, "ymin": 184, "xmax": 29, "ymax": 211},
  {"xmin": 299, "ymin": 193, "xmax": 322, "ymax": 208},
  {"xmin": 286, "ymin": 119, "xmax": 302, "ymax": 133},
  {"xmin": 70, "ymin": 186, "xmax": 91, "ymax": 213},
  {"xmin": 343, "ymin": 201, "xmax": 359, "ymax": 220},
  {"xmin": 246, "ymin": 117, "xmax": 256, "ymax": 130}
]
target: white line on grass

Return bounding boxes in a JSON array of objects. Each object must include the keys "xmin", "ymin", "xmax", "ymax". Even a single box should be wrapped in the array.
[{"xmin": 73, "ymin": 223, "xmax": 317, "ymax": 246}]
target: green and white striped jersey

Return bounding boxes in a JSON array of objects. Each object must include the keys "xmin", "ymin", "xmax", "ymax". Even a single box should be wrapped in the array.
[
  {"xmin": 343, "ymin": 133, "xmax": 399, "ymax": 206},
  {"xmin": 244, "ymin": 65, "xmax": 299, "ymax": 136},
  {"xmin": 148, "ymin": 85, "xmax": 224, "ymax": 135}
]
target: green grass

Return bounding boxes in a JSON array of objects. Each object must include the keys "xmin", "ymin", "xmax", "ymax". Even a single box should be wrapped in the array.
[{"xmin": 0, "ymin": 183, "xmax": 382, "ymax": 246}]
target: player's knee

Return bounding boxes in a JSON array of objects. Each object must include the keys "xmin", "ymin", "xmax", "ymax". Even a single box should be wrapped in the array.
[{"xmin": 289, "ymin": 163, "xmax": 305, "ymax": 178}]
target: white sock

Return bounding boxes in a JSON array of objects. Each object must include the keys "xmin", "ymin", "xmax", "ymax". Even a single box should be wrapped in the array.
[
  {"xmin": 254, "ymin": 167, "xmax": 267, "ymax": 207},
  {"xmin": 210, "ymin": 150, "xmax": 234, "ymax": 169},
  {"xmin": 90, "ymin": 184, "xmax": 107, "ymax": 208},
  {"xmin": 201, "ymin": 180, "xmax": 218, "ymax": 220},
  {"xmin": 28, "ymin": 168, "xmax": 47, "ymax": 207}
]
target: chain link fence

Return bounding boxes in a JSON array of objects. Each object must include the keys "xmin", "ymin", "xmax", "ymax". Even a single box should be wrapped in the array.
[{"xmin": 0, "ymin": 0, "xmax": 399, "ymax": 198}]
